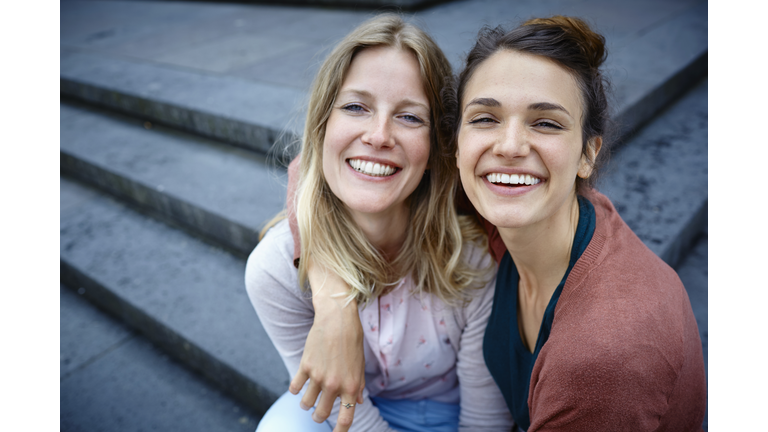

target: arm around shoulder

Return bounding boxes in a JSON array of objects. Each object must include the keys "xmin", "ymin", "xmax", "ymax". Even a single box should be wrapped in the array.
[{"xmin": 244, "ymin": 221, "xmax": 397, "ymax": 432}]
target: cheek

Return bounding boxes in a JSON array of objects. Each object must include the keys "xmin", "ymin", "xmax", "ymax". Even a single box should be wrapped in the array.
[
  {"xmin": 321, "ymin": 124, "xmax": 345, "ymax": 187},
  {"xmin": 322, "ymin": 117, "xmax": 351, "ymax": 164},
  {"xmin": 456, "ymin": 132, "xmax": 479, "ymax": 171},
  {"xmin": 409, "ymin": 131, "xmax": 431, "ymax": 168}
]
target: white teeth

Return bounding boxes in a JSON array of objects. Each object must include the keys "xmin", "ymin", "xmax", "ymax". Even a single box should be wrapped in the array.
[
  {"xmin": 349, "ymin": 159, "xmax": 397, "ymax": 177},
  {"xmin": 485, "ymin": 172, "xmax": 542, "ymax": 185}
]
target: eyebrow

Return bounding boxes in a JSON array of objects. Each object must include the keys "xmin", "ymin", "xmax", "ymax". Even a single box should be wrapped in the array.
[
  {"xmin": 340, "ymin": 89, "xmax": 429, "ymax": 112},
  {"xmin": 464, "ymin": 98, "xmax": 572, "ymax": 118},
  {"xmin": 529, "ymin": 102, "xmax": 570, "ymax": 116},
  {"xmin": 463, "ymin": 97, "xmax": 500, "ymax": 112}
]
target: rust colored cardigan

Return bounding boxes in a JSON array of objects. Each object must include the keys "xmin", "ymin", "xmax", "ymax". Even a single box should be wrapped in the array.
[{"xmin": 490, "ymin": 189, "xmax": 706, "ymax": 431}]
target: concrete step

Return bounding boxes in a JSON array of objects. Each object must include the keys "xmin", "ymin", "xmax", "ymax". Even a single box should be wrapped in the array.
[
  {"xmin": 61, "ymin": 284, "xmax": 262, "ymax": 431},
  {"xmin": 60, "ymin": 177, "xmax": 289, "ymax": 415},
  {"xmin": 60, "ymin": 100, "xmax": 287, "ymax": 257},
  {"xmin": 212, "ymin": 0, "xmax": 453, "ymax": 11},
  {"xmin": 600, "ymin": 77, "xmax": 708, "ymax": 269},
  {"xmin": 60, "ymin": 0, "xmax": 707, "ymax": 154}
]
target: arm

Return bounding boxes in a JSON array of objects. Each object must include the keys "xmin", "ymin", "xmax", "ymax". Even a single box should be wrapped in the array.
[
  {"xmin": 527, "ymin": 343, "xmax": 669, "ymax": 431},
  {"xmin": 291, "ymin": 260, "xmax": 366, "ymax": 430},
  {"xmin": 455, "ymin": 247, "xmax": 515, "ymax": 431},
  {"xmin": 244, "ymin": 221, "xmax": 394, "ymax": 432},
  {"xmin": 284, "ymin": 157, "xmax": 370, "ymax": 430}
]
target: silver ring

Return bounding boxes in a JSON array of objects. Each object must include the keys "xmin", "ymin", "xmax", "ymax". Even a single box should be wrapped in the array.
[{"xmin": 341, "ymin": 402, "xmax": 355, "ymax": 409}]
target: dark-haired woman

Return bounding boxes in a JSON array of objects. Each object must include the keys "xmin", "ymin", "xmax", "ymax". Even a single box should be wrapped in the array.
[
  {"xmin": 288, "ymin": 16, "xmax": 707, "ymax": 432},
  {"xmin": 451, "ymin": 16, "xmax": 706, "ymax": 431}
]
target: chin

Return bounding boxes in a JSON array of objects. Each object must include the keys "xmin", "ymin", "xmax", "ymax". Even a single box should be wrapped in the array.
[
  {"xmin": 344, "ymin": 198, "xmax": 397, "ymax": 216},
  {"xmin": 479, "ymin": 204, "xmax": 536, "ymax": 230}
]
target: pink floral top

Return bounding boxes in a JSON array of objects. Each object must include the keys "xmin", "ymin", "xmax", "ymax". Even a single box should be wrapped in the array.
[{"xmin": 359, "ymin": 278, "xmax": 460, "ymax": 404}]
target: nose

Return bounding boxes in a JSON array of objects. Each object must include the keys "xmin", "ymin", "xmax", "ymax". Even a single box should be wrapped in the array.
[
  {"xmin": 362, "ymin": 114, "xmax": 394, "ymax": 149},
  {"xmin": 493, "ymin": 122, "xmax": 530, "ymax": 159}
]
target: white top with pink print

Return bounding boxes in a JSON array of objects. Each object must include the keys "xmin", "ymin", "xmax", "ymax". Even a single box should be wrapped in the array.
[{"xmin": 359, "ymin": 277, "xmax": 460, "ymax": 404}]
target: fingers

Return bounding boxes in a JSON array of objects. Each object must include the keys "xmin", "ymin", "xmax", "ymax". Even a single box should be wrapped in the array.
[
  {"xmin": 311, "ymin": 383, "xmax": 338, "ymax": 423},
  {"xmin": 333, "ymin": 385, "xmax": 360, "ymax": 432},
  {"xmin": 357, "ymin": 373, "xmax": 365, "ymax": 404},
  {"xmin": 301, "ymin": 380, "xmax": 322, "ymax": 411},
  {"xmin": 289, "ymin": 369, "xmax": 309, "ymax": 395},
  {"xmin": 333, "ymin": 400, "xmax": 355, "ymax": 432}
]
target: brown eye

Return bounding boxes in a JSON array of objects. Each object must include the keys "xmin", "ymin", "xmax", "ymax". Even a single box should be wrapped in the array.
[
  {"xmin": 468, "ymin": 117, "xmax": 496, "ymax": 125},
  {"xmin": 534, "ymin": 120, "xmax": 563, "ymax": 130}
]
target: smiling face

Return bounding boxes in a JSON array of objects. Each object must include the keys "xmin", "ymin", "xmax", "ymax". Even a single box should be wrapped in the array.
[
  {"xmin": 322, "ymin": 45, "xmax": 431, "ymax": 224},
  {"xmin": 457, "ymin": 49, "xmax": 594, "ymax": 231}
]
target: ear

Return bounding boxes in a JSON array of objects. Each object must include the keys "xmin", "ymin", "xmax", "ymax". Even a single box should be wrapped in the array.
[
  {"xmin": 455, "ymin": 147, "xmax": 460, "ymax": 168},
  {"xmin": 577, "ymin": 136, "xmax": 603, "ymax": 179}
]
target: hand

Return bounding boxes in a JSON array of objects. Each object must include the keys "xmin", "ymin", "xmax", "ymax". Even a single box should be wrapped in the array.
[{"xmin": 290, "ymin": 260, "xmax": 365, "ymax": 432}]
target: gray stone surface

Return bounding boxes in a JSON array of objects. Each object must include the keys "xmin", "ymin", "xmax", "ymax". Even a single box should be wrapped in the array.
[
  {"xmin": 600, "ymin": 77, "xmax": 708, "ymax": 268},
  {"xmin": 604, "ymin": 1, "xmax": 708, "ymax": 140},
  {"xmin": 60, "ymin": 0, "xmax": 707, "ymax": 153},
  {"xmin": 60, "ymin": 101, "xmax": 287, "ymax": 256},
  {"xmin": 61, "ymin": 284, "xmax": 134, "ymax": 380},
  {"xmin": 60, "ymin": 177, "xmax": 288, "ymax": 414},
  {"xmin": 244, "ymin": 0, "xmax": 456, "ymax": 9},
  {"xmin": 61, "ymin": 285, "xmax": 261, "ymax": 432},
  {"xmin": 60, "ymin": 48, "xmax": 306, "ymax": 154},
  {"xmin": 674, "ymin": 229, "xmax": 708, "ymax": 431}
]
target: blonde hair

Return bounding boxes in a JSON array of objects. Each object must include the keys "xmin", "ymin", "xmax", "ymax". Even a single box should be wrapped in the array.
[{"xmin": 277, "ymin": 14, "xmax": 490, "ymax": 306}]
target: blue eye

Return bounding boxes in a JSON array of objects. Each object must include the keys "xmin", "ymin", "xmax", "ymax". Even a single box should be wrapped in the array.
[
  {"xmin": 401, "ymin": 114, "xmax": 424, "ymax": 124},
  {"xmin": 342, "ymin": 104, "xmax": 365, "ymax": 113}
]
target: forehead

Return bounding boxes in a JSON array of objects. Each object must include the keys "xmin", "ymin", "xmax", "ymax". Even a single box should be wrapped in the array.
[
  {"xmin": 341, "ymin": 46, "xmax": 428, "ymax": 101},
  {"xmin": 463, "ymin": 50, "xmax": 582, "ymax": 116}
]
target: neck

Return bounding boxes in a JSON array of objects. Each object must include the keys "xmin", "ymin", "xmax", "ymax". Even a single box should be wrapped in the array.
[
  {"xmin": 350, "ymin": 204, "xmax": 410, "ymax": 262},
  {"xmin": 498, "ymin": 193, "xmax": 580, "ymax": 299}
]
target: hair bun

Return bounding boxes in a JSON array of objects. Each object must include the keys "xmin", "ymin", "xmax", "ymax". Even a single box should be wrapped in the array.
[{"xmin": 523, "ymin": 16, "xmax": 606, "ymax": 69}]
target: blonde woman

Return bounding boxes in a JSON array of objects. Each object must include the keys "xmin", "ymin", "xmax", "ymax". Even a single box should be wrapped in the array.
[{"xmin": 245, "ymin": 14, "xmax": 513, "ymax": 432}]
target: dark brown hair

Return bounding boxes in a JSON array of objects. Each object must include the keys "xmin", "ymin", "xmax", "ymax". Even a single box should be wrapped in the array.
[{"xmin": 450, "ymin": 16, "xmax": 611, "ymax": 192}]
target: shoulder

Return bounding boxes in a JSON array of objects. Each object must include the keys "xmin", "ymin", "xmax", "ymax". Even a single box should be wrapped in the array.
[
  {"xmin": 244, "ymin": 219, "xmax": 298, "ymax": 295},
  {"xmin": 247, "ymin": 219, "xmax": 293, "ymax": 265},
  {"xmin": 568, "ymin": 190, "xmax": 688, "ymax": 320}
]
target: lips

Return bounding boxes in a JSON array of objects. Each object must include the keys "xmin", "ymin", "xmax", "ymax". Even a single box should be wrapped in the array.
[
  {"xmin": 348, "ymin": 158, "xmax": 398, "ymax": 177},
  {"xmin": 485, "ymin": 172, "xmax": 542, "ymax": 186}
]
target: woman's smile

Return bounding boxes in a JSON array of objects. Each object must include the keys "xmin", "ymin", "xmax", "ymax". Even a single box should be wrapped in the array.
[
  {"xmin": 347, "ymin": 158, "xmax": 400, "ymax": 177},
  {"xmin": 482, "ymin": 171, "xmax": 545, "ymax": 197}
]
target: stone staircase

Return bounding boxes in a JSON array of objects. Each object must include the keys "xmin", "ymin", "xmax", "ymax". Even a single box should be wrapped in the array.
[{"xmin": 60, "ymin": 0, "xmax": 708, "ymax": 429}]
